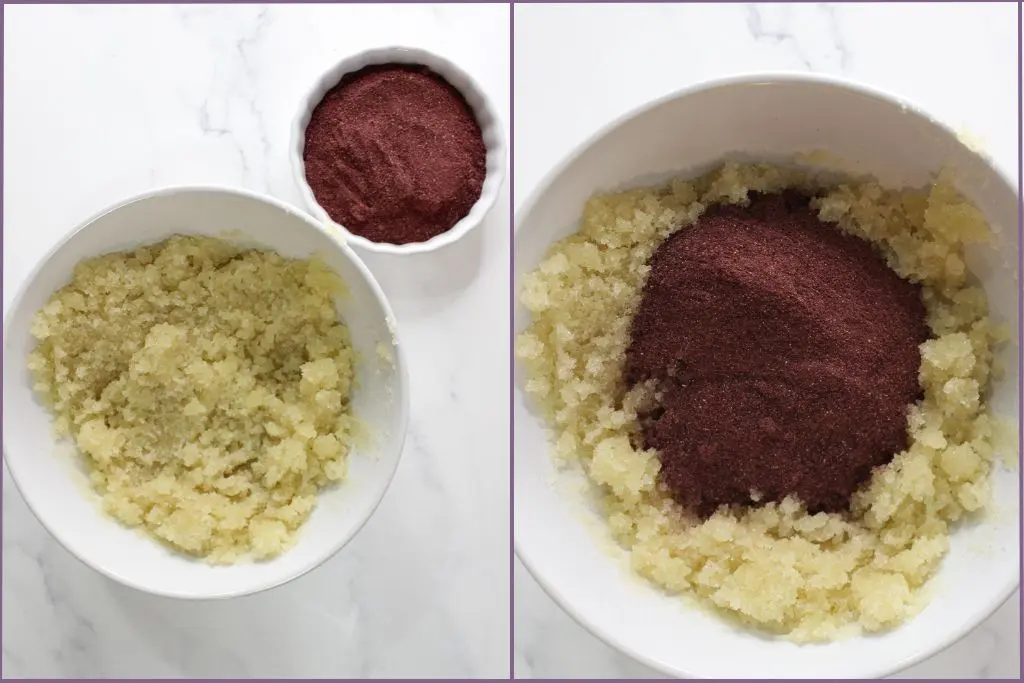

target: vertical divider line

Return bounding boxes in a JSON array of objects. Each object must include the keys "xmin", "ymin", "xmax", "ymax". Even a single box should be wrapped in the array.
[{"xmin": 508, "ymin": 0, "xmax": 516, "ymax": 679}]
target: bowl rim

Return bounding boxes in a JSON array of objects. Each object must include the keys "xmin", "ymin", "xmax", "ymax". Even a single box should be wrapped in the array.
[
  {"xmin": 290, "ymin": 45, "xmax": 507, "ymax": 255},
  {"xmin": 512, "ymin": 70, "xmax": 1021, "ymax": 678},
  {"xmin": 2, "ymin": 183, "xmax": 411, "ymax": 600}
]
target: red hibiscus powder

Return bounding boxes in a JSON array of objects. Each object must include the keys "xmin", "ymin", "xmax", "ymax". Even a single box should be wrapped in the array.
[
  {"xmin": 303, "ymin": 64, "xmax": 487, "ymax": 245},
  {"xmin": 624, "ymin": 191, "xmax": 929, "ymax": 517}
]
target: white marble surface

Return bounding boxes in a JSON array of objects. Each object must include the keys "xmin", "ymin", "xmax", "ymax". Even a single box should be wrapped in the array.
[
  {"xmin": 2, "ymin": 4, "xmax": 509, "ymax": 678},
  {"xmin": 513, "ymin": 2, "xmax": 1020, "ymax": 679}
]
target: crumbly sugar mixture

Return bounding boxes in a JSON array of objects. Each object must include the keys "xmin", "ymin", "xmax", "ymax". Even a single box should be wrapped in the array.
[
  {"xmin": 515, "ymin": 163, "xmax": 1005, "ymax": 641},
  {"xmin": 28, "ymin": 236, "xmax": 356, "ymax": 563}
]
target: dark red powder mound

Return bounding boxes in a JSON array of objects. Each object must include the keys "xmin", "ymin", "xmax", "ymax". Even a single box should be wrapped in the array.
[
  {"xmin": 303, "ymin": 64, "xmax": 486, "ymax": 245},
  {"xmin": 624, "ymin": 191, "xmax": 929, "ymax": 517}
]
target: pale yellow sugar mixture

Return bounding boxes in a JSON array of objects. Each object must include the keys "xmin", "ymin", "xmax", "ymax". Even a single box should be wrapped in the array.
[
  {"xmin": 28, "ymin": 236, "xmax": 357, "ymax": 563},
  {"xmin": 516, "ymin": 162, "xmax": 1011, "ymax": 641}
]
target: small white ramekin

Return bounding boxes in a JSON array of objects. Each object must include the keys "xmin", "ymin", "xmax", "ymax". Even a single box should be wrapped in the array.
[{"xmin": 291, "ymin": 46, "xmax": 506, "ymax": 255}]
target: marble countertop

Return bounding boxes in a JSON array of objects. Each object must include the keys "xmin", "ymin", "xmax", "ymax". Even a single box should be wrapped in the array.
[
  {"xmin": 2, "ymin": 5, "xmax": 510, "ymax": 678},
  {"xmin": 2, "ymin": 2, "xmax": 1020, "ymax": 680},
  {"xmin": 513, "ymin": 3, "xmax": 1020, "ymax": 679}
]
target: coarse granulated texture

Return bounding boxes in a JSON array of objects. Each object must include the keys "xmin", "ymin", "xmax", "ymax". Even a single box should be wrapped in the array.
[
  {"xmin": 625, "ymin": 192, "xmax": 929, "ymax": 516},
  {"xmin": 516, "ymin": 162, "xmax": 1004, "ymax": 641},
  {"xmin": 27, "ymin": 236, "xmax": 357, "ymax": 564},
  {"xmin": 303, "ymin": 64, "xmax": 486, "ymax": 245}
]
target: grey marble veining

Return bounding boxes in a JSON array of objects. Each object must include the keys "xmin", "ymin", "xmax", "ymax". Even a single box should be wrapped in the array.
[
  {"xmin": 3, "ymin": 4, "xmax": 510, "ymax": 678},
  {"xmin": 512, "ymin": 2, "xmax": 1019, "ymax": 679}
]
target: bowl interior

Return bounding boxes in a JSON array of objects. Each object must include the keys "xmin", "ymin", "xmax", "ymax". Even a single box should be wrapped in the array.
[
  {"xmin": 513, "ymin": 76, "xmax": 1020, "ymax": 679},
  {"xmin": 291, "ymin": 46, "xmax": 506, "ymax": 254},
  {"xmin": 3, "ymin": 188, "xmax": 408, "ymax": 599}
]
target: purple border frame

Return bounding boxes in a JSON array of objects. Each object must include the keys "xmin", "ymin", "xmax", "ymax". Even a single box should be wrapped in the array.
[
  {"xmin": 1016, "ymin": 0, "xmax": 1023, "ymax": 676},
  {"xmin": 0, "ymin": 1, "xmax": 1021, "ymax": 680}
]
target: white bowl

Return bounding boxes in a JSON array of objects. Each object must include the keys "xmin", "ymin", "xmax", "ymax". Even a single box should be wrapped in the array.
[
  {"xmin": 3, "ymin": 187, "xmax": 410, "ymax": 599},
  {"xmin": 291, "ymin": 46, "xmax": 506, "ymax": 255},
  {"xmin": 513, "ymin": 74, "xmax": 1020, "ymax": 679}
]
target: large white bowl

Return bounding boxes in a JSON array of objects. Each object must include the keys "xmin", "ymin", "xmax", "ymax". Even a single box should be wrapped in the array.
[
  {"xmin": 513, "ymin": 74, "xmax": 1020, "ymax": 679},
  {"xmin": 3, "ymin": 187, "xmax": 409, "ymax": 599},
  {"xmin": 291, "ymin": 46, "xmax": 507, "ymax": 255}
]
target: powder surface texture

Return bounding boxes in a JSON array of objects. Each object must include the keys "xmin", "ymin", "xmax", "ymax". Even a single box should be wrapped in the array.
[
  {"xmin": 625, "ymin": 192, "xmax": 930, "ymax": 516},
  {"xmin": 304, "ymin": 64, "xmax": 486, "ymax": 245}
]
